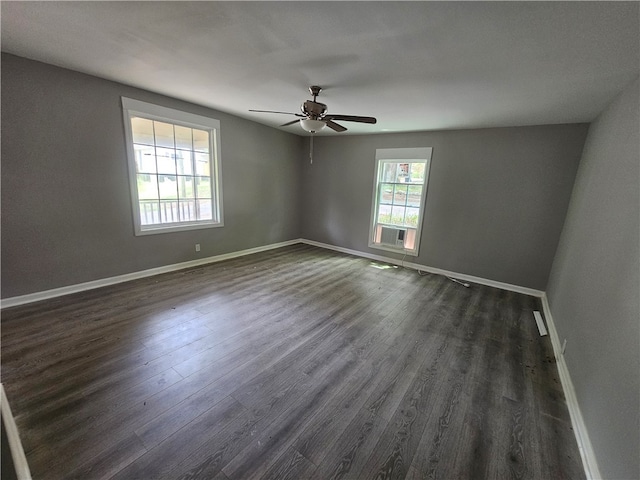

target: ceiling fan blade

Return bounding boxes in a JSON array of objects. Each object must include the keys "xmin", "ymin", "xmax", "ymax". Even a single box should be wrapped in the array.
[
  {"xmin": 280, "ymin": 119, "xmax": 300, "ymax": 127},
  {"xmin": 324, "ymin": 114, "xmax": 377, "ymax": 124},
  {"xmin": 325, "ymin": 120, "xmax": 347, "ymax": 132},
  {"xmin": 249, "ymin": 109, "xmax": 304, "ymax": 117}
]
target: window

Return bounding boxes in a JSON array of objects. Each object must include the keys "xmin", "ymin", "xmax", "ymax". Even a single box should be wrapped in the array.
[
  {"xmin": 369, "ymin": 147, "xmax": 433, "ymax": 256},
  {"xmin": 122, "ymin": 97, "xmax": 223, "ymax": 235}
]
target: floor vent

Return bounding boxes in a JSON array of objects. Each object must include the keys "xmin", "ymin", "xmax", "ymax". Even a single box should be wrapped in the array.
[{"xmin": 533, "ymin": 310, "xmax": 548, "ymax": 337}]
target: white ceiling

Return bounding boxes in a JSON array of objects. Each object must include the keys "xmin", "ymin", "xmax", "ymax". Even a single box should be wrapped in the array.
[{"xmin": 2, "ymin": 1, "xmax": 638, "ymax": 136}]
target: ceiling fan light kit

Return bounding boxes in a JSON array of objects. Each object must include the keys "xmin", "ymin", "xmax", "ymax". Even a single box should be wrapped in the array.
[
  {"xmin": 250, "ymin": 85, "xmax": 377, "ymax": 134},
  {"xmin": 299, "ymin": 118, "xmax": 326, "ymax": 133}
]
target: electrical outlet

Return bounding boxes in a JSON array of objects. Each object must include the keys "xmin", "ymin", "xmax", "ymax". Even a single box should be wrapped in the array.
[
  {"xmin": 561, "ymin": 339, "xmax": 567, "ymax": 355},
  {"xmin": 195, "ymin": 244, "xmax": 200, "ymax": 252}
]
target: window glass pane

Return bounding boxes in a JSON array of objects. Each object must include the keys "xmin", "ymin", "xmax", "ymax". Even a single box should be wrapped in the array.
[
  {"xmin": 391, "ymin": 205, "xmax": 406, "ymax": 225},
  {"xmin": 381, "ymin": 162, "xmax": 397, "ymax": 183},
  {"xmin": 178, "ymin": 176, "xmax": 195, "ymax": 199},
  {"xmin": 406, "ymin": 207, "xmax": 420, "ymax": 227},
  {"xmin": 137, "ymin": 174, "xmax": 158, "ymax": 200},
  {"xmin": 404, "ymin": 228, "xmax": 416, "ymax": 251},
  {"xmin": 131, "ymin": 117, "xmax": 154, "ymax": 145},
  {"xmin": 380, "ymin": 183, "xmax": 394, "ymax": 204},
  {"xmin": 176, "ymin": 150, "xmax": 193, "ymax": 175},
  {"xmin": 174, "ymin": 125, "xmax": 192, "ymax": 150},
  {"xmin": 139, "ymin": 201, "xmax": 160, "ymax": 225},
  {"xmin": 410, "ymin": 162, "xmax": 425, "ymax": 182},
  {"xmin": 397, "ymin": 163, "xmax": 410, "ymax": 182},
  {"xmin": 134, "ymin": 144, "xmax": 157, "ymax": 173},
  {"xmin": 154, "ymin": 121, "xmax": 174, "ymax": 148},
  {"xmin": 179, "ymin": 200, "xmax": 197, "ymax": 221},
  {"xmin": 197, "ymin": 199, "xmax": 213, "ymax": 220},
  {"xmin": 195, "ymin": 152, "xmax": 210, "ymax": 176},
  {"xmin": 393, "ymin": 185, "xmax": 408, "ymax": 205},
  {"xmin": 377, "ymin": 204, "xmax": 392, "ymax": 224},
  {"xmin": 193, "ymin": 129, "xmax": 210, "ymax": 152},
  {"xmin": 196, "ymin": 176, "xmax": 211, "ymax": 198},
  {"xmin": 159, "ymin": 200, "xmax": 179, "ymax": 223},
  {"xmin": 407, "ymin": 185, "xmax": 422, "ymax": 207},
  {"xmin": 158, "ymin": 175, "xmax": 178, "ymax": 199},
  {"xmin": 156, "ymin": 148, "xmax": 176, "ymax": 175}
]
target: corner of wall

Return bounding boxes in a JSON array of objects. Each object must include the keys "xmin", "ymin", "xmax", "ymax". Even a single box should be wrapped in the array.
[{"xmin": 541, "ymin": 294, "xmax": 602, "ymax": 480}]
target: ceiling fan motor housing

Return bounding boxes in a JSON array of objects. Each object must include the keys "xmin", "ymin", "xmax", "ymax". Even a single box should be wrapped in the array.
[{"xmin": 301, "ymin": 100, "xmax": 327, "ymax": 119}]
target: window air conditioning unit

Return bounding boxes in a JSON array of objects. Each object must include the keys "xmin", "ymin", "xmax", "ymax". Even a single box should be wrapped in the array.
[{"xmin": 380, "ymin": 226, "xmax": 406, "ymax": 247}]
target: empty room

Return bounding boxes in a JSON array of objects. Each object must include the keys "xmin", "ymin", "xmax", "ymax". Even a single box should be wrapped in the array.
[{"xmin": 1, "ymin": 2, "xmax": 638, "ymax": 480}]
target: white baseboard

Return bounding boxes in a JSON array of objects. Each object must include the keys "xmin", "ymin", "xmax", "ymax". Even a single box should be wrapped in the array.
[
  {"xmin": 0, "ymin": 238, "xmax": 593, "ymax": 480},
  {"xmin": 541, "ymin": 294, "xmax": 602, "ymax": 480},
  {"xmin": 1, "ymin": 239, "xmax": 302, "ymax": 308},
  {"xmin": 2, "ymin": 238, "xmax": 544, "ymax": 309},
  {"xmin": 1, "ymin": 384, "xmax": 32, "ymax": 480},
  {"xmin": 300, "ymin": 239, "xmax": 544, "ymax": 297}
]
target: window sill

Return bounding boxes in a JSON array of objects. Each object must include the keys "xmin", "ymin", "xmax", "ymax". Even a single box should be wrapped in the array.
[
  {"xmin": 368, "ymin": 242, "xmax": 419, "ymax": 257},
  {"xmin": 136, "ymin": 221, "xmax": 223, "ymax": 236}
]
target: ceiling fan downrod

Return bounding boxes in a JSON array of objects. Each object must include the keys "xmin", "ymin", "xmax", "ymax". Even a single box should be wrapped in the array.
[{"xmin": 309, "ymin": 85, "xmax": 322, "ymax": 102}]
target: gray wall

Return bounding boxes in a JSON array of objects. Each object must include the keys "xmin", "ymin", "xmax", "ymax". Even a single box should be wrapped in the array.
[
  {"xmin": 1, "ymin": 54, "xmax": 304, "ymax": 298},
  {"xmin": 3, "ymin": 51, "xmax": 635, "ymax": 479},
  {"xmin": 301, "ymin": 125, "xmax": 588, "ymax": 290},
  {"xmin": 546, "ymin": 77, "xmax": 639, "ymax": 480}
]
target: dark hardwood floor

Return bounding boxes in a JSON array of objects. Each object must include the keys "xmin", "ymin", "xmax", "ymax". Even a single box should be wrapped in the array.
[{"xmin": 1, "ymin": 244, "xmax": 585, "ymax": 479}]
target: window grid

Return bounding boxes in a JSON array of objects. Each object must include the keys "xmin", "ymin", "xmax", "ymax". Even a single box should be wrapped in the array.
[
  {"xmin": 369, "ymin": 148, "xmax": 432, "ymax": 256},
  {"xmin": 123, "ymin": 97, "xmax": 222, "ymax": 235},
  {"xmin": 132, "ymin": 117, "xmax": 214, "ymax": 227},
  {"xmin": 376, "ymin": 163, "xmax": 424, "ymax": 229}
]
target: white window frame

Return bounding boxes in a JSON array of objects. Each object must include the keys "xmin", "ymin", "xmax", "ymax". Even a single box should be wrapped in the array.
[
  {"xmin": 368, "ymin": 147, "xmax": 433, "ymax": 256},
  {"xmin": 122, "ymin": 97, "xmax": 223, "ymax": 235}
]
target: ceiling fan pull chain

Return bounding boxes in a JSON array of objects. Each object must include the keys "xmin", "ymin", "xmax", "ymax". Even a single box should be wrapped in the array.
[{"xmin": 310, "ymin": 134, "xmax": 314, "ymax": 164}]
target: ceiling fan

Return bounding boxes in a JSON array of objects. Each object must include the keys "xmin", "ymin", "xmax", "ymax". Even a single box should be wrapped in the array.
[{"xmin": 249, "ymin": 85, "xmax": 377, "ymax": 133}]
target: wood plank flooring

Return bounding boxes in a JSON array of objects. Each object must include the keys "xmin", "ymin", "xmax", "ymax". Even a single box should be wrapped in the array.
[{"xmin": 1, "ymin": 244, "xmax": 585, "ymax": 479}]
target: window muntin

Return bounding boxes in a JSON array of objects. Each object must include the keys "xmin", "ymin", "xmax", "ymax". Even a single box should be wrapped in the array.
[
  {"xmin": 369, "ymin": 148, "xmax": 432, "ymax": 256},
  {"xmin": 122, "ymin": 98, "xmax": 223, "ymax": 235}
]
